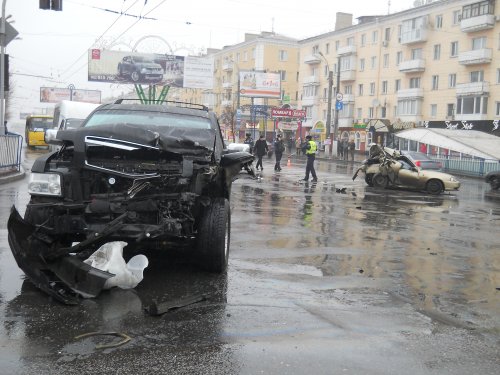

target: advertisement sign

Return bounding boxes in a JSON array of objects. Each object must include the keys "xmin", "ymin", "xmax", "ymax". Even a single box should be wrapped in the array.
[
  {"xmin": 271, "ymin": 108, "xmax": 306, "ymax": 118},
  {"xmin": 88, "ymin": 49, "xmax": 185, "ymax": 86},
  {"xmin": 40, "ymin": 87, "xmax": 101, "ymax": 104},
  {"xmin": 239, "ymin": 71, "xmax": 281, "ymax": 98},
  {"xmin": 183, "ymin": 56, "xmax": 214, "ymax": 90}
]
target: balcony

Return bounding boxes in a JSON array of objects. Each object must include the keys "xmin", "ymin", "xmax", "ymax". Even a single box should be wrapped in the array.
[
  {"xmin": 222, "ymin": 82, "xmax": 233, "ymax": 89},
  {"xmin": 303, "ymin": 54, "xmax": 321, "ymax": 64},
  {"xmin": 339, "ymin": 118, "xmax": 355, "ymax": 128},
  {"xmin": 301, "ymin": 96, "xmax": 320, "ymax": 106},
  {"xmin": 460, "ymin": 14, "xmax": 496, "ymax": 33},
  {"xmin": 342, "ymin": 94, "xmax": 355, "ymax": 103},
  {"xmin": 397, "ymin": 88, "xmax": 424, "ymax": 99},
  {"xmin": 221, "ymin": 100, "xmax": 233, "ymax": 107},
  {"xmin": 399, "ymin": 28, "xmax": 427, "ymax": 44},
  {"xmin": 458, "ymin": 48, "xmax": 492, "ymax": 65},
  {"xmin": 455, "ymin": 81, "xmax": 489, "ymax": 96},
  {"xmin": 303, "ymin": 75, "xmax": 320, "ymax": 85},
  {"xmin": 337, "ymin": 45, "xmax": 357, "ymax": 56},
  {"xmin": 340, "ymin": 69, "xmax": 356, "ymax": 82},
  {"xmin": 222, "ymin": 62, "xmax": 234, "ymax": 71},
  {"xmin": 398, "ymin": 59, "xmax": 426, "ymax": 73}
]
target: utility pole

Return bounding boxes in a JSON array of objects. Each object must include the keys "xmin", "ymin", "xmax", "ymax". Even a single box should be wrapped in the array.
[{"xmin": 319, "ymin": 51, "xmax": 334, "ymax": 156}]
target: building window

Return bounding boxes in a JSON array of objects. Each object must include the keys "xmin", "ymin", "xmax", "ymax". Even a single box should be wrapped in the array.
[
  {"xmin": 472, "ymin": 36, "xmax": 487, "ymax": 50},
  {"xmin": 452, "ymin": 10, "xmax": 461, "ymax": 25},
  {"xmin": 382, "ymin": 80, "xmax": 388, "ymax": 94},
  {"xmin": 347, "ymin": 36, "xmax": 354, "ymax": 46},
  {"xmin": 449, "ymin": 73, "xmax": 457, "ymax": 88},
  {"xmin": 361, "ymin": 34, "xmax": 366, "ymax": 46},
  {"xmin": 371, "ymin": 56, "xmax": 377, "ymax": 69},
  {"xmin": 433, "ymin": 44, "xmax": 441, "ymax": 60},
  {"xmin": 279, "ymin": 50, "xmax": 288, "ymax": 61},
  {"xmin": 447, "ymin": 103, "xmax": 455, "ymax": 117},
  {"xmin": 369, "ymin": 107, "xmax": 374, "ymax": 118},
  {"xmin": 312, "ymin": 45, "xmax": 319, "ymax": 54},
  {"xmin": 495, "ymin": 101, "xmax": 500, "ymax": 116},
  {"xmin": 359, "ymin": 58, "xmax": 365, "ymax": 71},
  {"xmin": 384, "ymin": 27, "xmax": 391, "ymax": 41},
  {"xmin": 372, "ymin": 30, "xmax": 378, "ymax": 43},
  {"xmin": 335, "ymin": 41, "xmax": 340, "ymax": 50},
  {"xmin": 395, "ymin": 79, "xmax": 401, "ymax": 92},
  {"xmin": 326, "ymin": 43, "xmax": 330, "ymax": 54},
  {"xmin": 462, "ymin": 1, "xmax": 494, "ymax": 20},
  {"xmin": 396, "ymin": 51, "xmax": 403, "ymax": 65},
  {"xmin": 358, "ymin": 84, "xmax": 364, "ymax": 96},
  {"xmin": 470, "ymin": 70, "xmax": 484, "ymax": 82},
  {"xmin": 280, "ymin": 70, "xmax": 287, "ymax": 81},
  {"xmin": 410, "ymin": 77, "xmax": 421, "ymax": 88},
  {"xmin": 356, "ymin": 108, "xmax": 362, "ymax": 119},
  {"xmin": 383, "ymin": 54, "xmax": 389, "ymax": 68},
  {"xmin": 432, "ymin": 75, "xmax": 439, "ymax": 90},
  {"xmin": 411, "ymin": 48, "xmax": 422, "ymax": 59},
  {"xmin": 252, "ymin": 48, "xmax": 255, "ymax": 59},
  {"xmin": 243, "ymin": 51, "xmax": 248, "ymax": 61},
  {"xmin": 435, "ymin": 15, "xmax": 443, "ymax": 29},
  {"xmin": 431, "ymin": 104, "xmax": 437, "ymax": 117},
  {"xmin": 397, "ymin": 99, "xmax": 419, "ymax": 115},
  {"xmin": 456, "ymin": 96, "xmax": 488, "ymax": 115},
  {"xmin": 451, "ymin": 41, "xmax": 459, "ymax": 57},
  {"xmin": 344, "ymin": 85, "xmax": 352, "ymax": 94},
  {"xmin": 370, "ymin": 82, "xmax": 375, "ymax": 95},
  {"xmin": 497, "ymin": 68, "xmax": 500, "ymax": 83}
]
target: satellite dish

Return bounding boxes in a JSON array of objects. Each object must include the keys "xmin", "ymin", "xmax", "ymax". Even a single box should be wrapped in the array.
[{"xmin": 372, "ymin": 99, "xmax": 380, "ymax": 107}]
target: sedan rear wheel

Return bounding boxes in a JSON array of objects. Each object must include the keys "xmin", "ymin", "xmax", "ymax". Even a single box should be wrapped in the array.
[
  {"xmin": 426, "ymin": 179, "xmax": 443, "ymax": 195},
  {"xmin": 372, "ymin": 173, "xmax": 388, "ymax": 188},
  {"xmin": 365, "ymin": 173, "xmax": 374, "ymax": 187}
]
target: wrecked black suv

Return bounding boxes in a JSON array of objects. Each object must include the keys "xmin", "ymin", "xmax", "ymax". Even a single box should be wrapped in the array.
[{"xmin": 8, "ymin": 100, "xmax": 255, "ymax": 304}]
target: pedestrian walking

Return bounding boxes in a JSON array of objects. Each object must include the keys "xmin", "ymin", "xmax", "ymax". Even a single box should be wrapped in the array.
[
  {"xmin": 348, "ymin": 139, "xmax": 355, "ymax": 161},
  {"xmin": 254, "ymin": 134, "xmax": 268, "ymax": 170},
  {"xmin": 342, "ymin": 139, "xmax": 349, "ymax": 160},
  {"xmin": 287, "ymin": 137, "xmax": 293, "ymax": 155},
  {"xmin": 337, "ymin": 136, "xmax": 343, "ymax": 159},
  {"xmin": 301, "ymin": 135, "xmax": 318, "ymax": 182},
  {"xmin": 274, "ymin": 134, "xmax": 285, "ymax": 171}
]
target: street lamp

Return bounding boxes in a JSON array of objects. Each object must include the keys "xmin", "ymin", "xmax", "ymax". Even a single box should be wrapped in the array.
[{"xmin": 318, "ymin": 52, "xmax": 333, "ymax": 156}]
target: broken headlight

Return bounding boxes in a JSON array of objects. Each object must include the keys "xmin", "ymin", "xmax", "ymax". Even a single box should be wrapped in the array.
[{"xmin": 28, "ymin": 173, "xmax": 62, "ymax": 196}]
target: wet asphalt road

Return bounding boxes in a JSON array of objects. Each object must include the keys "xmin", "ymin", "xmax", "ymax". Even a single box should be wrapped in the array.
[{"xmin": 0, "ymin": 141, "xmax": 499, "ymax": 374}]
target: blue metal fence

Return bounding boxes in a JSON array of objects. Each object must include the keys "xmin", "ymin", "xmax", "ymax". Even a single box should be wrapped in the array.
[
  {"xmin": 0, "ymin": 133, "xmax": 23, "ymax": 173},
  {"xmin": 431, "ymin": 154, "xmax": 499, "ymax": 177}
]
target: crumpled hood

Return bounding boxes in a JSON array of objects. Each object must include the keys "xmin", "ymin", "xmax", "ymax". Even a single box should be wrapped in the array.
[{"xmin": 57, "ymin": 124, "xmax": 216, "ymax": 156}]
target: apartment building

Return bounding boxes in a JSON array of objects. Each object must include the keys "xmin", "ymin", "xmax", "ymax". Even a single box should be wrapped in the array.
[
  {"xmin": 299, "ymin": 0, "xmax": 500, "ymax": 153},
  {"xmin": 192, "ymin": 32, "xmax": 301, "ymax": 141}
]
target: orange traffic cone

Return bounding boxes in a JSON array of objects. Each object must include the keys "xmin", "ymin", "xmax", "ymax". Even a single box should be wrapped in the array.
[{"xmin": 287, "ymin": 155, "xmax": 291, "ymax": 167}]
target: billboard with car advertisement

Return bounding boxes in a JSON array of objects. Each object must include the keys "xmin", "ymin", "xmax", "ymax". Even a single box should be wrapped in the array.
[
  {"xmin": 40, "ymin": 87, "xmax": 101, "ymax": 104},
  {"xmin": 88, "ymin": 49, "xmax": 186, "ymax": 87},
  {"xmin": 239, "ymin": 71, "xmax": 281, "ymax": 98}
]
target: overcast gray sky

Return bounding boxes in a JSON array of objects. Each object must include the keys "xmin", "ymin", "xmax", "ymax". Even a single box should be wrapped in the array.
[{"xmin": 5, "ymin": 0, "xmax": 418, "ymax": 122}]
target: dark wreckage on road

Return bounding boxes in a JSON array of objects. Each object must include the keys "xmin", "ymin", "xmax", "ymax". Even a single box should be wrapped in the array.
[{"xmin": 8, "ymin": 100, "xmax": 255, "ymax": 304}]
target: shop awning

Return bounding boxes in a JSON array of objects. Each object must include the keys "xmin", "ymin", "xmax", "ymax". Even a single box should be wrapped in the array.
[
  {"xmin": 367, "ymin": 119, "xmax": 391, "ymax": 132},
  {"xmin": 395, "ymin": 128, "xmax": 500, "ymax": 160}
]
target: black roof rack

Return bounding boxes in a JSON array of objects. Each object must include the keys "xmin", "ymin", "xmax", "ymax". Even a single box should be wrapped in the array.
[{"xmin": 113, "ymin": 99, "xmax": 208, "ymax": 111}]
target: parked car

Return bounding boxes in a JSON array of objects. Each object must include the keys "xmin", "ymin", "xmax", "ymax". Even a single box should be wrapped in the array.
[
  {"xmin": 117, "ymin": 55, "xmax": 164, "ymax": 83},
  {"xmin": 353, "ymin": 145, "xmax": 460, "ymax": 195},
  {"xmin": 484, "ymin": 170, "xmax": 500, "ymax": 190},
  {"xmin": 8, "ymin": 100, "xmax": 255, "ymax": 304},
  {"xmin": 401, "ymin": 151, "xmax": 442, "ymax": 170}
]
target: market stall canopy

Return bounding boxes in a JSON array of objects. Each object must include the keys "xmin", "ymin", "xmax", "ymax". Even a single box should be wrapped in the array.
[{"xmin": 395, "ymin": 128, "xmax": 500, "ymax": 160}]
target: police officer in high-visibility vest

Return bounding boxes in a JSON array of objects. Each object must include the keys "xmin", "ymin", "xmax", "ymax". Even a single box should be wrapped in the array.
[{"xmin": 301, "ymin": 135, "xmax": 318, "ymax": 182}]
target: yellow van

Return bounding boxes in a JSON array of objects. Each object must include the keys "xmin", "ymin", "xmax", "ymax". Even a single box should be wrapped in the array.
[{"xmin": 25, "ymin": 115, "xmax": 53, "ymax": 148}]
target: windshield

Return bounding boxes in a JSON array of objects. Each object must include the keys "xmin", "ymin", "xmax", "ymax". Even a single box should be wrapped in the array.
[
  {"xmin": 84, "ymin": 109, "xmax": 212, "ymax": 130},
  {"xmin": 27, "ymin": 117, "xmax": 52, "ymax": 131}
]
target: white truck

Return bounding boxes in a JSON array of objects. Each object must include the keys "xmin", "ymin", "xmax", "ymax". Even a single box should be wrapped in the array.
[{"xmin": 52, "ymin": 100, "xmax": 101, "ymax": 130}]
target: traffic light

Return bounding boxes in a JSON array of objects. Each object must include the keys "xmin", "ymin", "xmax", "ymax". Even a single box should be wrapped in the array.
[{"xmin": 39, "ymin": 0, "xmax": 62, "ymax": 11}]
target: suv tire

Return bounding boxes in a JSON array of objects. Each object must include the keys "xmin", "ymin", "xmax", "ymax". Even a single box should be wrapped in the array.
[{"xmin": 197, "ymin": 198, "xmax": 230, "ymax": 273}]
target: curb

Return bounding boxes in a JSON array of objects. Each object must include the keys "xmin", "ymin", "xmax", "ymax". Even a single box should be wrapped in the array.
[{"xmin": 0, "ymin": 167, "xmax": 26, "ymax": 185}]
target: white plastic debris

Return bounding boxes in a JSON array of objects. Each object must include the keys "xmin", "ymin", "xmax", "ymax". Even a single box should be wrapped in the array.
[{"xmin": 84, "ymin": 241, "xmax": 149, "ymax": 290}]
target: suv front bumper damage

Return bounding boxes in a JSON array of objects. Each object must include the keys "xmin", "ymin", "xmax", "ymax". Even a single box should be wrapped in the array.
[{"xmin": 8, "ymin": 206, "xmax": 114, "ymax": 305}]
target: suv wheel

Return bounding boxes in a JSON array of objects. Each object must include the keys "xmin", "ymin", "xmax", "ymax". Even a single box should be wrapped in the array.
[
  {"xmin": 197, "ymin": 198, "xmax": 230, "ymax": 273},
  {"xmin": 131, "ymin": 71, "xmax": 140, "ymax": 82}
]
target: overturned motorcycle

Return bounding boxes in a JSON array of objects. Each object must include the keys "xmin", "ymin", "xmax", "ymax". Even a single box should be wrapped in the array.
[{"xmin": 352, "ymin": 144, "xmax": 460, "ymax": 195}]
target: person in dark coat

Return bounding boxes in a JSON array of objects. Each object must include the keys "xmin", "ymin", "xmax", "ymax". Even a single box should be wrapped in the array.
[
  {"xmin": 274, "ymin": 134, "xmax": 285, "ymax": 171},
  {"xmin": 254, "ymin": 134, "xmax": 268, "ymax": 170},
  {"xmin": 243, "ymin": 133, "xmax": 254, "ymax": 154}
]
